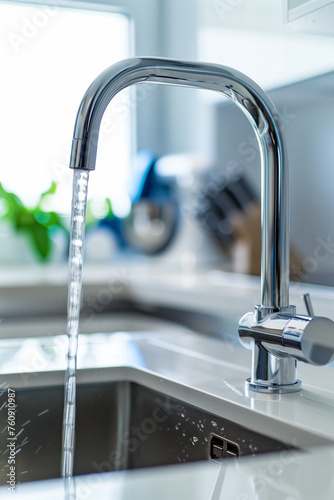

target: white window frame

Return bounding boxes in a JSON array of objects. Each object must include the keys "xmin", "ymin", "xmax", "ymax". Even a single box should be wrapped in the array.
[
  {"xmin": 283, "ymin": 0, "xmax": 334, "ymax": 22},
  {"xmin": 3, "ymin": 0, "xmax": 200, "ymax": 162},
  {"xmin": 4, "ymin": 0, "xmax": 165, "ymax": 153}
]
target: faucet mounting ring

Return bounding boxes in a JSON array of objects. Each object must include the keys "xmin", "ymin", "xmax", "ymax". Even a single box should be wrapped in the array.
[{"xmin": 245, "ymin": 378, "xmax": 302, "ymax": 395}]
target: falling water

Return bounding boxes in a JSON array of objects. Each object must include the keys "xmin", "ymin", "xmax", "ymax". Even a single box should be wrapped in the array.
[{"xmin": 61, "ymin": 169, "xmax": 90, "ymax": 496}]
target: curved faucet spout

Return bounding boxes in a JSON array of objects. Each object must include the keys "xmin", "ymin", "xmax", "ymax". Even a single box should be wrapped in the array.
[{"xmin": 69, "ymin": 56, "xmax": 289, "ymax": 310}]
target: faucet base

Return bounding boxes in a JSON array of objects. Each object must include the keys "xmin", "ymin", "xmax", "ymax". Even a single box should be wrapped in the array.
[{"xmin": 245, "ymin": 378, "xmax": 302, "ymax": 395}]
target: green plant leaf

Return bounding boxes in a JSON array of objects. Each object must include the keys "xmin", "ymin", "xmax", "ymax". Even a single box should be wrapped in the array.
[
  {"xmin": 0, "ymin": 183, "xmax": 24, "ymax": 219},
  {"xmin": 0, "ymin": 181, "xmax": 69, "ymax": 261},
  {"xmin": 40, "ymin": 181, "xmax": 57, "ymax": 199},
  {"xmin": 29, "ymin": 223, "xmax": 50, "ymax": 261}
]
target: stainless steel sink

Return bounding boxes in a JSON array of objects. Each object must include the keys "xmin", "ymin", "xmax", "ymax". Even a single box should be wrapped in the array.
[
  {"xmin": 1, "ymin": 328, "xmax": 334, "ymax": 487},
  {"xmin": 0, "ymin": 371, "xmax": 294, "ymax": 485}
]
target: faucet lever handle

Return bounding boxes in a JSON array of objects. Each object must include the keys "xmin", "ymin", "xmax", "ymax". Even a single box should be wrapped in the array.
[{"xmin": 302, "ymin": 293, "xmax": 314, "ymax": 316}]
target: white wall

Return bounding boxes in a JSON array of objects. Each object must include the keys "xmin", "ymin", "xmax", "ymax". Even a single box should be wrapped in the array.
[
  {"xmin": 129, "ymin": 0, "xmax": 334, "ymax": 284},
  {"xmin": 213, "ymin": 72, "xmax": 334, "ymax": 284},
  {"xmin": 161, "ymin": 0, "xmax": 334, "ymax": 284}
]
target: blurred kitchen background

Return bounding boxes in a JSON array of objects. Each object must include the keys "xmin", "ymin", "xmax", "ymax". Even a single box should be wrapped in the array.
[{"xmin": 1, "ymin": 0, "xmax": 334, "ymax": 286}]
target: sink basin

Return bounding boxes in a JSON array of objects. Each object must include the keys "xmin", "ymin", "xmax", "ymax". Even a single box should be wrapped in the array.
[{"xmin": 0, "ymin": 372, "xmax": 293, "ymax": 485}]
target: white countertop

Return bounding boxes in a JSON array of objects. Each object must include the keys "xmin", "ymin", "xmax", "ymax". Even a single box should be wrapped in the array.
[
  {"xmin": 1, "ymin": 262, "xmax": 334, "ymax": 327},
  {"xmin": 1, "ymin": 446, "xmax": 334, "ymax": 499},
  {"xmin": 1, "ymin": 265, "xmax": 334, "ymax": 498}
]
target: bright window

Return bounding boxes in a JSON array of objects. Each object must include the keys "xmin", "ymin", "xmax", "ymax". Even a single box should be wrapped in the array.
[{"xmin": 0, "ymin": 1, "xmax": 131, "ymax": 216}]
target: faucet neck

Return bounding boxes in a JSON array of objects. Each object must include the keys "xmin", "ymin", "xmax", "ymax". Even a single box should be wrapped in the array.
[{"xmin": 70, "ymin": 57, "xmax": 290, "ymax": 309}]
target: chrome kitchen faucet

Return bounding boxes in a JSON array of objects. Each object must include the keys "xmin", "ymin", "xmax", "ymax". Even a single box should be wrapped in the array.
[{"xmin": 69, "ymin": 57, "xmax": 334, "ymax": 393}]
